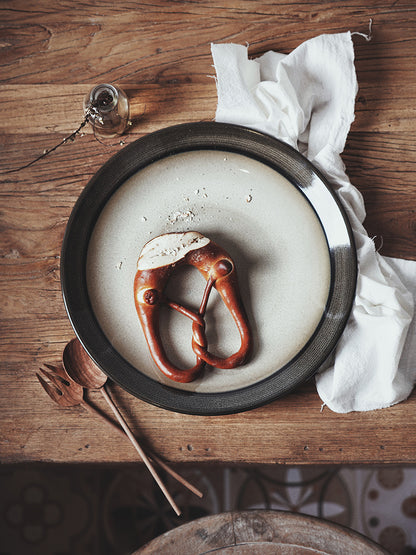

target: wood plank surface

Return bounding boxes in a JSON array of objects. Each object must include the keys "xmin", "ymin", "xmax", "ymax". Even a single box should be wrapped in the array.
[{"xmin": 1, "ymin": 0, "xmax": 415, "ymax": 465}]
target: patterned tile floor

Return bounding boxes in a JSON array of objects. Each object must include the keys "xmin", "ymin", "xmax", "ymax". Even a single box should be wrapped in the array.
[{"xmin": 1, "ymin": 463, "xmax": 416, "ymax": 554}]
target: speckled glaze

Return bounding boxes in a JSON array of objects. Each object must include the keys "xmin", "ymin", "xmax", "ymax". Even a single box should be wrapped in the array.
[{"xmin": 86, "ymin": 149, "xmax": 330, "ymax": 393}]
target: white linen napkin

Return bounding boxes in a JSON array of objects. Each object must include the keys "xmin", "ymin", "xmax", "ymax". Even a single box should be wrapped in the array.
[{"xmin": 211, "ymin": 33, "xmax": 416, "ymax": 413}]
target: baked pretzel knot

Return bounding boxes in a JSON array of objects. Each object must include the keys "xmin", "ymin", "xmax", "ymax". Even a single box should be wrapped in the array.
[{"xmin": 134, "ymin": 231, "xmax": 253, "ymax": 383}]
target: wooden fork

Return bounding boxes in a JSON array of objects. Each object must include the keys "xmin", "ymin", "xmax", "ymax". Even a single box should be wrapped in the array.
[{"xmin": 37, "ymin": 363, "xmax": 203, "ymax": 499}]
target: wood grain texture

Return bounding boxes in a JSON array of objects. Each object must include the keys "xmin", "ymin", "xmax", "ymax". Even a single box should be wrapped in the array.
[
  {"xmin": 1, "ymin": 0, "xmax": 415, "ymax": 465},
  {"xmin": 136, "ymin": 511, "xmax": 388, "ymax": 554}
]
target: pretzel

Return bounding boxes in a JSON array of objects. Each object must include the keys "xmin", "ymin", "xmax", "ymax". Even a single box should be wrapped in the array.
[{"xmin": 134, "ymin": 231, "xmax": 252, "ymax": 383}]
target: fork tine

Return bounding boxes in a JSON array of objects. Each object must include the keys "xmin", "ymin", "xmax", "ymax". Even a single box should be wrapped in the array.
[
  {"xmin": 36, "ymin": 372, "xmax": 63, "ymax": 403},
  {"xmin": 43, "ymin": 362, "xmax": 60, "ymax": 372},
  {"xmin": 37, "ymin": 366, "xmax": 83, "ymax": 407},
  {"xmin": 39, "ymin": 365, "xmax": 71, "ymax": 387}
]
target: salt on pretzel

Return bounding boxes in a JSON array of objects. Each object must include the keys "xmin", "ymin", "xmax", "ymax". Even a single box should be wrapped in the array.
[{"xmin": 134, "ymin": 231, "xmax": 252, "ymax": 383}]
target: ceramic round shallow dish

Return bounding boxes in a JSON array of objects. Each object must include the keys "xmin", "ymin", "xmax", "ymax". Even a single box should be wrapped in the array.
[{"xmin": 61, "ymin": 122, "xmax": 357, "ymax": 415}]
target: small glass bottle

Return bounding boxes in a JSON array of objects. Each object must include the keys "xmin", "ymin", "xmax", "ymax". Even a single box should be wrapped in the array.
[{"xmin": 83, "ymin": 84, "xmax": 130, "ymax": 138}]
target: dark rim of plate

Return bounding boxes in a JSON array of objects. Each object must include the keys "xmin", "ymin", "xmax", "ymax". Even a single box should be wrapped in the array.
[{"xmin": 61, "ymin": 122, "xmax": 357, "ymax": 415}]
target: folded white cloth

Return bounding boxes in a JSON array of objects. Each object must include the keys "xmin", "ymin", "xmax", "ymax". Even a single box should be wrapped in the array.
[{"xmin": 211, "ymin": 33, "xmax": 416, "ymax": 413}]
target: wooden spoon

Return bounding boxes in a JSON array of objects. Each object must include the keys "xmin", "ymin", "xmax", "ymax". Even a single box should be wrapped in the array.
[{"xmin": 63, "ymin": 337, "xmax": 181, "ymax": 516}]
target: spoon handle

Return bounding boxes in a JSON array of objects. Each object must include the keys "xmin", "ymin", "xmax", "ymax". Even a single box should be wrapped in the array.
[
  {"xmin": 100, "ymin": 385, "xmax": 182, "ymax": 516},
  {"xmin": 80, "ymin": 399, "xmax": 203, "ymax": 498}
]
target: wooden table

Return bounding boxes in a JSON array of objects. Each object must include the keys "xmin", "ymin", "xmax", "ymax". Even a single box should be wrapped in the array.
[{"xmin": 1, "ymin": 1, "xmax": 415, "ymax": 466}]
